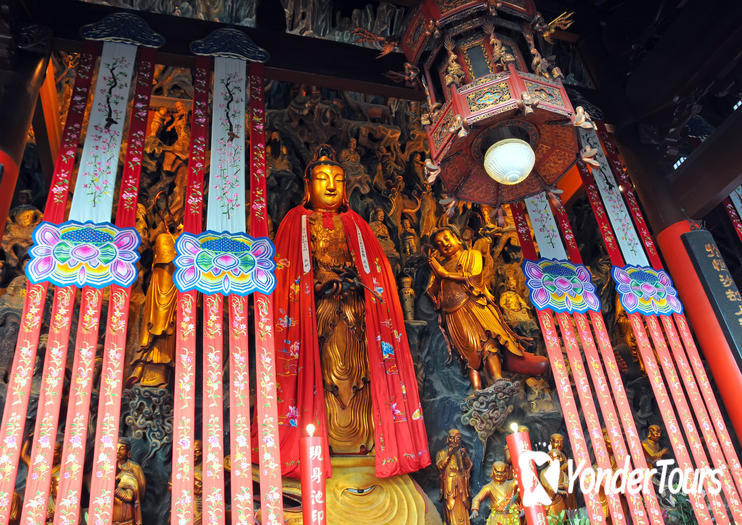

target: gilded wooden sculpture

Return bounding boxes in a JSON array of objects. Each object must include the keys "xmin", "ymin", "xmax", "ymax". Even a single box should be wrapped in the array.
[
  {"xmin": 470, "ymin": 461, "xmax": 520, "ymax": 525},
  {"xmin": 426, "ymin": 226, "xmax": 548, "ymax": 390},
  {"xmin": 271, "ymin": 144, "xmax": 430, "ymax": 478},
  {"xmin": 127, "ymin": 232, "xmax": 178, "ymax": 388},
  {"xmin": 436, "ymin": 429, "xmax": 473, "ymax": 525}
]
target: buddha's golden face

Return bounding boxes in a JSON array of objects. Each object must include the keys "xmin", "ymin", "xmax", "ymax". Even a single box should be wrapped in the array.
[
  {"xmin": 550, "ymin": 434, "xmax": 564, "ymax": 450},
  {"xmin": 648, "ymin": 425, "xmax": 662, "ymax": 441},
  {"xmin": 433, "ymin": 230, "xmax": 461, "ymax": 258},
  {"xmin": 309, "ymin": 163, "xmax": 346, "ymax": 211}
]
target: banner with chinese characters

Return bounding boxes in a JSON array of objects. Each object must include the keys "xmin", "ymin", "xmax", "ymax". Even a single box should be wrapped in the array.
[{"xmin": 682, "ymin": 230, "xmax": 742, "ymax": 368}]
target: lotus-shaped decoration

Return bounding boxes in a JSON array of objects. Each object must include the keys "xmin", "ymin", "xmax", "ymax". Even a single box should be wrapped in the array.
[
  {"xmin": 26, "ymin": 221, "xmax": 140, "ymax": 288},
  {"xmin": 174, "ymin": 231, "xmax": 276, "ymax": 296},
  {"xmin": 522, "ymin": 258, "xmax": 600, "ymax": 313}
]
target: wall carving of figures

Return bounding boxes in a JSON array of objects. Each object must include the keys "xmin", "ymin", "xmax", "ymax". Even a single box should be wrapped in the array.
[{"xmin": 1, "ymin": 67, "xmax": 677, "ymax": 523}]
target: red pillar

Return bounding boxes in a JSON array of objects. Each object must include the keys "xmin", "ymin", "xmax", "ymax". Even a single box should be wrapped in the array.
[{"xmin": 657, "ymin": 220, "xmax": 742, "ymax": 438}]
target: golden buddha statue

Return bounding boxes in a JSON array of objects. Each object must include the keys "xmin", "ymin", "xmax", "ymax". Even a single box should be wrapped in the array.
[
  {"xmin": 543, "ymin": 434, "xmax": 573, "ymax": 516},
  {"xmin": 309, "ymin": 169, "xmax": 374, "ymax": 454},
  {"xmin": 116, "ymin": 439, "xmax": 146, "ymax": 494},
  {"xmin": 499, "ymin": 275, "xmax": 533, "ymax": 325},
  {"xmin": 470, "ymin": 461, "xmax": 520, "ymax": 525},
  {"xmin": 427, "ymin": 226, "xmax": 548, "ymax": 390},
  {"xmin": 549, "ymin": 433, "xmax": 567, "ymax": 465},
  {"xmin": 368, "ymin": 206, "xmax": 401, "ymax": 274},
  {"xmin": 436, "ymin": 429, "xmax": 472, "ymax": 525},
  {"xmin": 127, "ymin": 232, "xmax": 178, "ymax": 388},
  {"xmin": 270, "ymin": 144, "xmax": 429, "ymax": 478},
  {"xmin": 642, "ymin": 425, "xmax": 668, "ymax": 468},
  {"xmin": 113, "ymin": 468, "xmax": 142, "ymax": 525}
]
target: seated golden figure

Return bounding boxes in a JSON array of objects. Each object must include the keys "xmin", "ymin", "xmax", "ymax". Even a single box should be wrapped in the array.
[{"xmin": 427, "ymin": 226, "xmax": 548, "ymax": 390}]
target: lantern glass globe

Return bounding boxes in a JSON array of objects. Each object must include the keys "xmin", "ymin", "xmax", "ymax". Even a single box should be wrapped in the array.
[{"xmin": 483, "ymin": 138, "xmax": 535, "ymax": 185}]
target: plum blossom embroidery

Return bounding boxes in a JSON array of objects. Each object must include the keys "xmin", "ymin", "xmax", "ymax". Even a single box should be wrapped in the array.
[
  {"xmin": 522, "ymin": 258, "xmax": 601, "ymax": 313},
  {"xmin": 174, "ymin": 231, "xmax": 276, "ymax": 296},
  {"xmin": 26, "ymin": 221, "xmax": 140, "ymax": 288},
  {"xmin": 612, "ymin": 265, "xmax": 682, "ymax": 316}
]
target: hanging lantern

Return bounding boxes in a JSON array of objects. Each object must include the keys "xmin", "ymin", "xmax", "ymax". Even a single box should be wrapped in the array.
[{"xmin": 483, "ymin": 138, "xmax": 535, "ymax": 185}]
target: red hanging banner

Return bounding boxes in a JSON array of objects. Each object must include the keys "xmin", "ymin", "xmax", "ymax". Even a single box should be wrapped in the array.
[
  {"xmin": 248, "ymin": 62, "xmax": 284, "ymax": 525},
  {"xmin": 203, "ymin": 294, "xmax": 226, "ymax": 525},
  {"xmin": 659, "ymin": 315, "xmax": 742, "ymax": 512},
  {"xmin": 511, "ymin": 202, "xmax": 607, "ymax": 525},
  {"xmin": 645, "ymin": 316, "xmax": 733, "ymax": 522},
  {"xmin": 673, "ymin": 314, "xmax": 742, "ymax": 495},
  {"xmin": 580, "ymin": 161, "xmax": 715, "ymax": 524},
  {"xmin": 228, "ymin": 294, "xmax": 254, "ymax": 524},
  {"xmin": 550, "ymin": 195, "xmax": 663, "ymax": 524},
  {"xmin": 595, "ymin": 123, "xmax": 742, "ymax": 505},
  {"xmin": 0, "ymin": 41, "xmax": 99, "ymax": 524},
  {"xmin": 555, "ymin": 313, "xmax": 629, "ymax": 525},
  {"xmin": 170, "ymin": 55, "xmax": 212, "ymax": 524},
  {"xmin": 628, "ymin": 315, "xmax": 714, "ymax": 525},
  {"xmin": 86, "ymin": 46, "xmax": 156, "ymax": 524},
  {"xmin": 19, "ymin": 285, "xmax": 76, "ymax": 524}
]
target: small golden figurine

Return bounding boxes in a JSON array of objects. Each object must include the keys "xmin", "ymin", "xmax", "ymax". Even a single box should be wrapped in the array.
[
  {"xmin": 642, "ymin": 425, "xmax": 669, "ymax": 467},
  {"xmin": 426, "ymin": 226, "xmax": 548, "ymax": 390},
  {"xmin": 400, "ymin": 216, "xmax": 420, "ymax": 257},
  {"xmin": 400, "ymin": 276, "xmax": 416, "ymax": 321},
  {"xmin": 499, "ymin": 275, "xmax": 533, "ymax": 325},
  {"xmin": 369, "ymin": 206, "xmax": 401, "ymax": 272},
  {"xmin": 470, "ymin": 461, "xmax": 520, "ymax": 525},
  {"xmin": 436, "ymin": 429, "xmax": 473, "ymax": 525},
  {"xmin": 113, "ymin": 439, "xmax": 145, "ymax": 525}
]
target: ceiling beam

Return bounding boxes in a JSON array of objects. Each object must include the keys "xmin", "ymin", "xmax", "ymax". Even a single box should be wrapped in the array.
[
  {"xmin": 32, "ymin": 0, "xmax": 425, "ymax": 101},
  {"xmin": 670, "ymin": 109, "xmax": 742, "ymax": 219}
]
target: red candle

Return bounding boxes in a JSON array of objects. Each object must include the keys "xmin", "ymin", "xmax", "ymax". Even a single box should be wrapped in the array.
[
  {"xmin": 300, "ymin": 424, "xmax": 327, "ymax": 524},
  {"xmin": 506, "ymin": 427, "xmax": 549, "ymax": 525}
]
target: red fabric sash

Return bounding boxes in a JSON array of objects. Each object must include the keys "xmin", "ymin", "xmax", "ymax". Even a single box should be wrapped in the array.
[
  {"xmin": 266, "ymin": 206, "xmax": 430, "ymax": 479},
  {"xmin": 248, "ymin": 62, "xmax": 284, "ymax": 524}
]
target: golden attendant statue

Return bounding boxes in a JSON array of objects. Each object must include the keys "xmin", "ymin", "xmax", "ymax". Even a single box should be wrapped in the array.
[
  {"xmin": 436, "ymin": 429, "xmax": 473, "ymax": 525},
  {"xmin": 427, "ymin": 226, "xmax": 547, "ymax": 390},
  {"xmin": 470, "ymin": 461, "xmax": 520, "ymax": 525}
]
